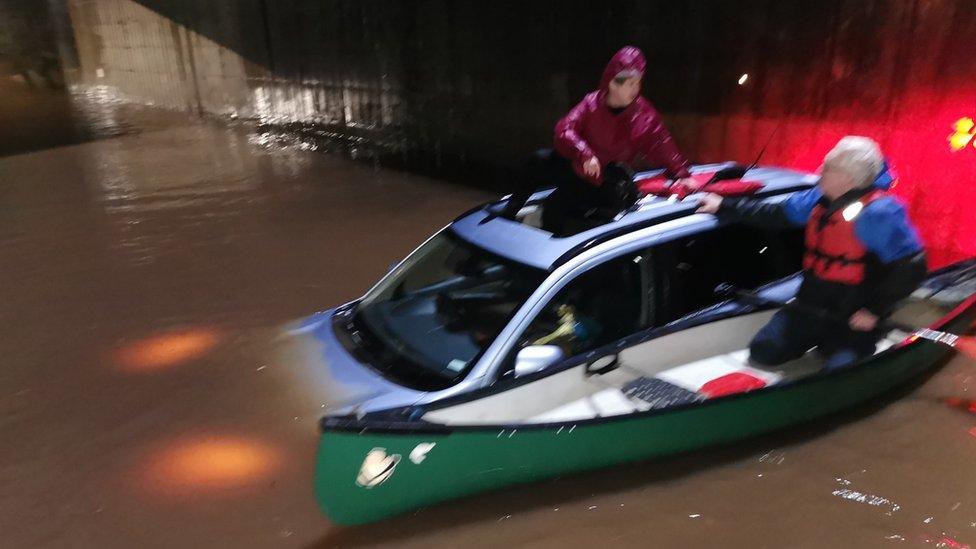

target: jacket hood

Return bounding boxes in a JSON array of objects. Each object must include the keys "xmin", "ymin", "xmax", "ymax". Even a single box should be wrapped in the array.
[{"xmin": 600, "ymin": 46, "xmax": 647, "ymax": 93}]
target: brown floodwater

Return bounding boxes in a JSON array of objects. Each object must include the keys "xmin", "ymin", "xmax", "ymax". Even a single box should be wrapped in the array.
[{"xmin": 1, "ymin": 83, "xmax": 975, "ymax": 549}]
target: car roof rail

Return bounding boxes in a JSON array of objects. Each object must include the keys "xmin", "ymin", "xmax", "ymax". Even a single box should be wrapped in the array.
[
  {"xmin": 549, "ymin": 182, "xmax": 812, "ymax": 271},
  {"xmin": 549, "ymin": 207, "xmax": 693, "ymax": 270}
]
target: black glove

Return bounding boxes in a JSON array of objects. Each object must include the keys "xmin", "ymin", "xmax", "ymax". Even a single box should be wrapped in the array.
[{"xmin": 601, "ymin": 163, "xmax": 638, "ymax": 210}]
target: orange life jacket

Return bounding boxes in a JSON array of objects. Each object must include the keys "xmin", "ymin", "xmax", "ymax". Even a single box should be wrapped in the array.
[{"xmin": 803, "ymin": 189, "xmax": 886, "ymax": 285}]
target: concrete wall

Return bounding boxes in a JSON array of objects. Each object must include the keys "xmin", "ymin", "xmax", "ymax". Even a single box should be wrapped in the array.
[{"xmin": 68, "ymin": 0, "xmax": 249, "ymax": 113}]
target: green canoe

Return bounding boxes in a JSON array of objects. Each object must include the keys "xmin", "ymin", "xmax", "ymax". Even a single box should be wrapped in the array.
[{"xmin": 315, "ymin": 266, "xmax": 976, "ymax": 525}]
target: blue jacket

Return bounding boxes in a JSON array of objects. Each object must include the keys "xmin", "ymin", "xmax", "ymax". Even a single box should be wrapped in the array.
[
  {"xmin": 719, "ymin": 162, "xmax": 927, "ymax": 317},
  {"xmin": 779, "ymin": 162, "xmax": 923, "ymax": 263}
]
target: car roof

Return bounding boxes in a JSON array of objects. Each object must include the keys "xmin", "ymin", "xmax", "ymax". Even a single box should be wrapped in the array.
[{"xmin": 450, "ymin": 162, "xmax": 817, "ymax": 271}]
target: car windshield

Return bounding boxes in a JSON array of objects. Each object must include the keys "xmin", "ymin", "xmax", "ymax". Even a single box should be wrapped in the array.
[{"xmin": 350, "ymin": 231, "xmax": 546, "ymax": 389}]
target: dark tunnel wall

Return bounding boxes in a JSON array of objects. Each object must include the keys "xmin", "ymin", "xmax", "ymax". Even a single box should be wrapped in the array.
[
  {"xmin": 65, "ymin": 1, "xmax": 893, "ymax": 164},
  {"xmin": 35, "ymin": 1, "xmax": 976, "ymax": 264},
  {"xmin": 0, "ymin": 0, "xmax": 64, "ymax": 85}
]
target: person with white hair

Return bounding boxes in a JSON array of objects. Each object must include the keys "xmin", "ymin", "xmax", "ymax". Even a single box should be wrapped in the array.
[{"xmin": 696, "ymin": 136, "xmax": 926, "ymax": 369}]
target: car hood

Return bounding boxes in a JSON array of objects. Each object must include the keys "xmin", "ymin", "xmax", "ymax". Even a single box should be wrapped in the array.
[{"xmin": 278, "ymin": 310, "xmax": 421, "ymax": 414}]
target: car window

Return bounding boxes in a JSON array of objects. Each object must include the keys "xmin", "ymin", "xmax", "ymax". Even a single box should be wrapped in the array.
[
  {"xmin": 514, "ymin": 251, "xmax": 649, "ymax": 361},
  {"xmin": 655, "ymin": 225, "xmax": 804, "ymax": 323},
  {"xmin": 351, "ymin": 231, "xmax": 546, "ymax": 390}
]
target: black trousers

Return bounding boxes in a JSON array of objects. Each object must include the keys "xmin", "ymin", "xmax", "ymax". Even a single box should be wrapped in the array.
[
  {"xmin": 502, "ymin": 149, "xmax": 636, "ymax": 235},
  {"xmin": 749, "ymin": 307, "xmax": 881, "ymax": 370}
]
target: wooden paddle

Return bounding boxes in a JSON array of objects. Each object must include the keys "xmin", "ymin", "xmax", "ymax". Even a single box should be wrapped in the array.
[{"xmin": 716, "ymin": 284, "xmax": 976, "ymax": 360}]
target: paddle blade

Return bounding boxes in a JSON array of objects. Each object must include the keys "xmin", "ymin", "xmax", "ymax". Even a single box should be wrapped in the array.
[
  {"xmin": 955, "ymin": 336, "xmax": 976, "ymax": 360},
  {"xmin": 706, "ymin": 165, "xmax": 749, "ymax": 185}
]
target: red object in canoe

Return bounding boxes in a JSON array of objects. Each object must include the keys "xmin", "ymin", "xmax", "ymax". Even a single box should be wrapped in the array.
[{"xmin": 699, "ymin": 371, "xmax": 768, "ymax": 398}]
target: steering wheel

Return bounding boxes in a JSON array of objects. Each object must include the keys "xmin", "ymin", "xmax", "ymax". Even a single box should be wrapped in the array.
[{"xmin": 434, "ymin": 292, "xmax": 463, "ymax": 327}]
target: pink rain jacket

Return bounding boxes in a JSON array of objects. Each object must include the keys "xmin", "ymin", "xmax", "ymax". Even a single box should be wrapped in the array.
[{"xmin": 554, "ymin": 46, "xmax": 692, "ymax": 185}]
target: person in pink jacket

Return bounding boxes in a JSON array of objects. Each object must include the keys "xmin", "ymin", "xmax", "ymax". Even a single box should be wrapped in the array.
[{"xmin": 497, "ymin": 46, "xmax": 696, "ymax": 234}]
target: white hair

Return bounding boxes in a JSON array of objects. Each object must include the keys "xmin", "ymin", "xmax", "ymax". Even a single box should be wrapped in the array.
[{"xmin": 823, "ymin": 136, "xmax": 884, "ymax": 188}]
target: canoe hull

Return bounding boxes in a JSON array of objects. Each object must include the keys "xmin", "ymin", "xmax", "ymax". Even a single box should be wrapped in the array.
[{"xmin": 315, "ymin": 306, "xmax": 974, "ymax": 525}]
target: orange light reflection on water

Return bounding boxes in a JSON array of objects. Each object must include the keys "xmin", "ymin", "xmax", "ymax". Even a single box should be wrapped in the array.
[
  {"xmin": 142, "ymin": 436, "xmax": 281, "ymax": 494},
  {"xmin": 115, "ymin": 328, "xmax": 222, "ymax": 372}
]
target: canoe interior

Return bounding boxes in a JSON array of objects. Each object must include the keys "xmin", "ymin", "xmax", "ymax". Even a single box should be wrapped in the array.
[{"xmin": 420, "ymin": 262, "xmax": 975, "ymax": 426}]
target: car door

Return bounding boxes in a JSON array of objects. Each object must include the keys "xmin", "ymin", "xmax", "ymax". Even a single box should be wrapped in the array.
[
  {"xmin": 493, "ymin": 248, "xmax": 654, "ymax": 380},
  {"xmin": 653, "ymin": 223, "xmax": 805, "ymax": 325}
]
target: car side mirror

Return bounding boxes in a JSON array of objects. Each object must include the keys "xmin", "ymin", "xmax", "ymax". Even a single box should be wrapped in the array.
[{"xmin": 513, "ymin": 345, "xmax": 564, "ymax": 378}]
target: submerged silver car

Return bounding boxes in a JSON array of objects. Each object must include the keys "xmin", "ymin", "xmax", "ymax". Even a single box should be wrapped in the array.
[{"xmin": 285, "ymin": 163, "xmax": 820, "ymax": 416}]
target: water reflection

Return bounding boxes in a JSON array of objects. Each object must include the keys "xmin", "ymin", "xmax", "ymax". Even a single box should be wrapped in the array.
[
  {"xmin": 114, "ymin": 327, "xmax": 222, "ymax": 372},
  {"xmin": 141, "ymin": 434, "xmax": 281, "ymax": 493},
  {"xmin": 831, "ymin": 477, "xmax": 901, "ymax": 515}
]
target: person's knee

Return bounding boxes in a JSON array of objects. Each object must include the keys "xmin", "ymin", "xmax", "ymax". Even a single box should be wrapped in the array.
[
  {"xmin": 749, "ymin": 337, "xmax": 793, "ymax": 366},
  {"xmin": 749, "ymin": 326, "xmax": 810, "ymax": 366},
  {"xmin": 749, "ymin": 318, "xmax": 788, "ymax": 365},
  {"xmin": 748, "ymin": 309, "xmax": 823, "ymax": 366}
]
